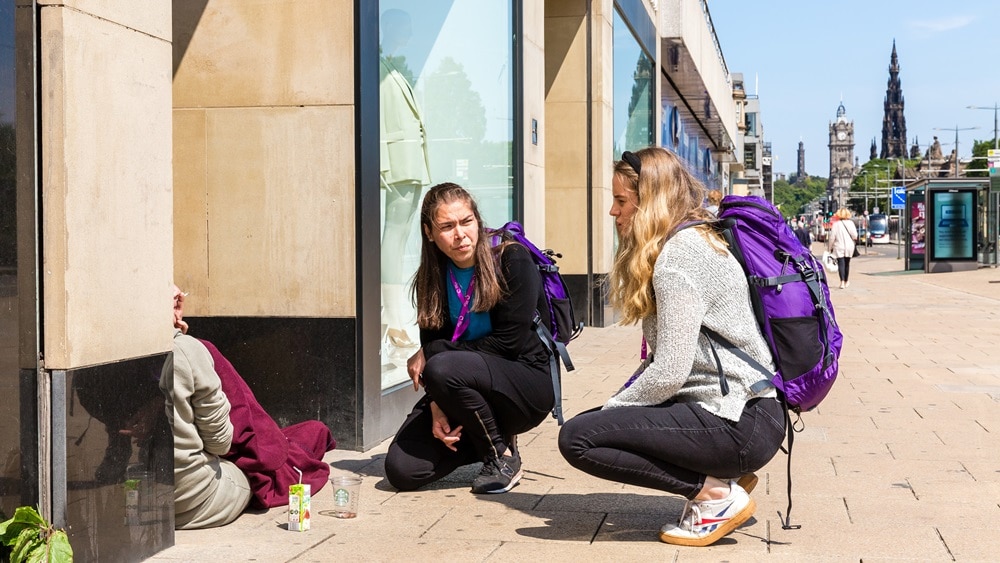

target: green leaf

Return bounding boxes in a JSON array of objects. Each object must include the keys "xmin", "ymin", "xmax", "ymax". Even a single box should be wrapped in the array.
[
  {"xmin": 46, "ymin": 530, "xmax": 73, "ymax": 563},
  {"xmin": 11, "ymin": 528, "xmax": 42, "ymax": 563},
  {"xmin": 12, "ymin": 507, "xmax": 44, "ymax": 527}
]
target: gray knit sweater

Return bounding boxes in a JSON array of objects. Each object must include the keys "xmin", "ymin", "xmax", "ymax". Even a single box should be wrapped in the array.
[{"xmin": 604, "ymin": 228, "xmax": 776, "ymax": 422}]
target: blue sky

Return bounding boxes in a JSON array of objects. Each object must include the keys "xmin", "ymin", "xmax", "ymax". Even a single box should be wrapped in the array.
[{"xmin": 709, "ymin": 1, "xmax": 1000, "ymax": 177}]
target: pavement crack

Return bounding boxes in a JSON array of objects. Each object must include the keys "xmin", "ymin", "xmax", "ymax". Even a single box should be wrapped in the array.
[
  {"xmin": 842, "ymin": 497, "xmax": 852, "ymax": 524},
  {"xmin": 934, "ymin": 527, "xmax": 957, "ymax": 561},
  {"xmin": 906, "ymin": 478, "xmax": 919, "ymax": 500}
]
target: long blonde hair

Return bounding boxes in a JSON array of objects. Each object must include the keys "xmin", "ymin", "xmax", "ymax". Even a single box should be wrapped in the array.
[{"xmin": 609, "ymin": 147, "xmax": 723, "ymax": 325}]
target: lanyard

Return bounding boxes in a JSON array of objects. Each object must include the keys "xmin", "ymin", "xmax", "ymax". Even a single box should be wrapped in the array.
[{"xmin": 449, "ymin": 268, "xmax": 476, "ymax": 342}]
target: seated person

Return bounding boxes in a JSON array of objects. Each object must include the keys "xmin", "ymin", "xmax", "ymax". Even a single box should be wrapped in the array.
[{"xmin": 164, "ymin": 285, "xmax": 337, "ymax": 529}]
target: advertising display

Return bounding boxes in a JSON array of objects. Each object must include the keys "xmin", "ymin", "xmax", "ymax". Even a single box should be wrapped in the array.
[
  {"xmin": 929, "ymin": 190, "xmax": 975, "ymax": 261},
  {"xmin": 909, "ymin": 199, "xmax": 925, "ymax": 256}
]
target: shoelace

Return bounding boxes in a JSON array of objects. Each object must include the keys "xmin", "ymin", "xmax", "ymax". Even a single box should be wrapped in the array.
[{"xmin": 677, "ymin": 500, "xmax": 704, "ymax": 530}]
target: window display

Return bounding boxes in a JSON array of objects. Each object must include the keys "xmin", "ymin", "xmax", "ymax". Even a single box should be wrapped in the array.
[{"xmin": 378, "ymin": 1, "xmax": 514, "ymax": 388}]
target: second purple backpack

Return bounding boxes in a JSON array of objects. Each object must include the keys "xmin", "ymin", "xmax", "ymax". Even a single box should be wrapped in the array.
[{"xmin": 711, "ymin": 195, "xmax": 842, "ymax": 412}]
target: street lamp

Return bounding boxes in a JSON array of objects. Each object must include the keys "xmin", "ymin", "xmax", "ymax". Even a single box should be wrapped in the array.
[
  {"xmin": 932, "ymin": 125, "xmax": 980, "ymax": 177},
  {"xmin": 967, "ymin": 103, "xmax": 999, "ymax": 150}
]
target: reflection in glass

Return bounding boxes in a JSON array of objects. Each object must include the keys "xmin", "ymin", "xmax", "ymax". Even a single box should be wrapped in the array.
[
  {"xmin": 378, "ymin": 1, "xmax": 514, "ymax": 389},
  {"xmin": 0, "ymin": 0, "xmax": 20, "ymax": 520},
  {"xmin": 612, "ymin": 9, "xmax": 654, "ymax": 157}
]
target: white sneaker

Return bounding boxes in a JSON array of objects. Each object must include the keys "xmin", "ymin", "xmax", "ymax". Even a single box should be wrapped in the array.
[{"xmin": 659, "ymin": 481, "xmax": 755, "ymax": 547}]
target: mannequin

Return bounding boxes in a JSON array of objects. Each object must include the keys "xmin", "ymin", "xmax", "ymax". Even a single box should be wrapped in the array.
[{"xmin": 380, "ymin": 9, "xmax": 430, "ymax": 358}]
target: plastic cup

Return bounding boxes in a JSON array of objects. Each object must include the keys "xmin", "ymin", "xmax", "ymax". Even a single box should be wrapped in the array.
[{"xmin": 329, "ymin": 475, "xmax": 361, "ymax": 518}]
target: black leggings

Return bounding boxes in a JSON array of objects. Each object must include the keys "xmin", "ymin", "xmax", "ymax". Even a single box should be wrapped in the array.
[
  {"xmin": 384, "ymin": 350, "xmax": 553, "ymax": 491},
  {"xmin": 558, "ymin": 398, "xmax": 785, "ymax": 500},
  {"xmin": 836, "ymin": 256, "xmax": 851, "ymax": 282}
]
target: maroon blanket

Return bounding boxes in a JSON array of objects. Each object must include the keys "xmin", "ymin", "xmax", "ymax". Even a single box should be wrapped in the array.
[{"xmin": 198, "ymin": 339, "xmax": 336, "ymax": 509}]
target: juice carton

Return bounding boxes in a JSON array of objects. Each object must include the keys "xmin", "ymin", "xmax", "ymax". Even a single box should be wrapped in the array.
[{"xmin": 288, "ymin": 483, "xmax": 311, "ymax": 531}]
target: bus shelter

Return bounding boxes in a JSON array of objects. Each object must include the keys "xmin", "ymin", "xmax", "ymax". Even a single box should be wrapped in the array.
[{"xmin": 904, "ymin": 178, "xmax": 993, "ymax": 272}]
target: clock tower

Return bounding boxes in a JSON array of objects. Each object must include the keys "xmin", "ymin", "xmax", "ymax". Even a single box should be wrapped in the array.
[{"xmin": 828, "ymin": 102, "xmax": 855, "ymax": 209}]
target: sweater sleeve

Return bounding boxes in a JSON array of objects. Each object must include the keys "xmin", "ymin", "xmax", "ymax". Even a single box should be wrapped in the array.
[
  {"xmin": 604, "ymin": 258, "xmax": 705, "ymax": 409},
  {"xmin": 423, "ymin": 243, "xmax": 542, "ymax": 362},
  {"xmin": 173, "ymin": 334, "xmax": 234, "ymax": 456}
]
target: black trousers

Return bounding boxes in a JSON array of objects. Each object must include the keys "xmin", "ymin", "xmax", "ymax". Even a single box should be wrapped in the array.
[
  {"xmin": 836, "ymin": 256, "xmax": 852, "ymax": 282},
  {"xmin": 384, "ymin": 350, "xmax": 553, "ymax": 491},
  {"xmin": 558, "ymin": 398, "xmax": 785, "ymax": 500}
]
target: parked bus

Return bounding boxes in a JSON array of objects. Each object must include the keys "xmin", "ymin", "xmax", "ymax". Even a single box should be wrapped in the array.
[{"xmin": 869, "ymin": 213, "xmax": 890, "ymax": 244}]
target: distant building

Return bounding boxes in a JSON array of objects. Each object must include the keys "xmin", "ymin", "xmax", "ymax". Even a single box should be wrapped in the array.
[
  {"xmin": 880, "ymin": 41, "xmax": 907, "ymax": 159},
  {"xmin": 828, "ymin": 102, "xmax": 855, "ymax": 208}
]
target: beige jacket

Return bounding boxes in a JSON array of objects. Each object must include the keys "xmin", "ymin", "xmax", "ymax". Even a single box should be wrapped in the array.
[{"xmin": 827, "ymin": 218, "xmax": 858, "ymax": 259}]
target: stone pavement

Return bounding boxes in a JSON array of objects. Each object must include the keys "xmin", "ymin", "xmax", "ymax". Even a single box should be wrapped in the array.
[{"xmin": 148, "ymin": 246, "xmax": 1000, "ymax": 562}]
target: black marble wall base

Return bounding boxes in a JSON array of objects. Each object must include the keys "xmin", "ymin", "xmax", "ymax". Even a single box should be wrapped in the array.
[
  {"xmin": 563, "ymin": 273, "xmax": 616, "ymax": 328},
  {"xmin": 185, "ymin": 317, "xmax": 359, "ymax": 450},
  {"xmin": 62, "ymin": 353, "xmax": 173, "ymax": 563}
]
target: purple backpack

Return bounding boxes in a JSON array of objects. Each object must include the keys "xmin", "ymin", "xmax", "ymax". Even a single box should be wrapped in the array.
[
  {"xmin": 489, "ymin": 222, "xmax": 583, "ymax": 424},
  {"xmin": 707, "ymin": 195, "xmax": 842, "ymax": 412},
  {"xmin": 694, "ymin": 194, "xmax": 842, "ymax": 530}
]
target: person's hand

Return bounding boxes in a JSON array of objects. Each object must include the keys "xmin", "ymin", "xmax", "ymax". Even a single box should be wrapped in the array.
[
  {"xmin": 407, "ymin": 348, "xmax": 426, "ymax": 391},
  {"xmin": 173, "ymin": 285, "xmax": 189, "ymax": 333},
  {"xmin": 429, "ymin": 401, "xmax": 462, "ymax": 451}
]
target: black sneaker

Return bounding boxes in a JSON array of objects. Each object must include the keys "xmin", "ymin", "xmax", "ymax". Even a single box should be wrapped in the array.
[{"xmin": 471, "ymin": 453, "xmax": 522, "ymax": 494}]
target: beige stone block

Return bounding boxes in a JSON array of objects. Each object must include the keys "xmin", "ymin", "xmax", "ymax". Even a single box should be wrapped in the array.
[
  {"xmin": 37, "ymin": 0, "xmax": 170, "ymax": 40},
  {"xmin": 544, "ymin": 0, "xmax": 588, "ymax": 18},
  {"xmin": 523, "ymin": 38, "xmax": 545, "ymax": 168},
  {"xmin": 524, "ymin": 0, "xmax": 544, "ymax": 49},
  {"xmin": 41, "ymin": 7, "xmax": 173, "ymax": 369},
  {"xmin": 545, "ymin": 185, "xmax": 587, "ymax": 274},
  {"xmin": 522, "ymin": 162, "xmax": 545, "ymax": 248},
  {"xmin": 544, "ymin": 102, "xmax": 588, "ymax": 186},
  {"xmin": 173, "ymin": 0, "xmax": 354, "ymax": 108},
  {"xmin": 203, "ymin": 106, "xmax": 355, "ymax": 317},
  {"xmin": 173, "ymin": 109, "xmax": 209, "ymax": 304},
  {"xmin": 544, "ymin": 15, "xmax": 587, "ymax": 102}
]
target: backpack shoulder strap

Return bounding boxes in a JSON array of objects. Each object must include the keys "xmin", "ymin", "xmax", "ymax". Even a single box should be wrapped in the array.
[{"xmin": 533, "ymin": 314, "xmax": 574, "ymax": 425}]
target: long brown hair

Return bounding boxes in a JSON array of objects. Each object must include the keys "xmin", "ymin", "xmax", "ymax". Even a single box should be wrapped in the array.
[
  {"xmin": 609, "ymin": 147, "xmax": 724, "ymax": 325},
  {"xmin": 412, "ymin": 183, "xmax": 506, "ymax": 330}
]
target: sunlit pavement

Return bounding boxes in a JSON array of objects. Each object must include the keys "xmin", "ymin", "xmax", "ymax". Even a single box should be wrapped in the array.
[{"xmin": 148, "ymin": 250, "xmax": 1000, "ymax": 562}]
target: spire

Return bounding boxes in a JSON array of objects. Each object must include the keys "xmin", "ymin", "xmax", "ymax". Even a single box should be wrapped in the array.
[{"xmin": 880, "ymin": 41, "xmax": 907, "ymax": 159}]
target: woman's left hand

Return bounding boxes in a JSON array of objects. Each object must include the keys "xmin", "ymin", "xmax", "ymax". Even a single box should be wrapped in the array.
[{"xmin": 429, "ymin": 401, "xmax": 462, "ymax": 451}]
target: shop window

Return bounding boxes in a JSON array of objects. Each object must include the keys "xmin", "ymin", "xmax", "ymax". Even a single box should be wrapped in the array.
[{"xmin": 378, "ymin": 1, "xmax": 514, "ymax": 389}]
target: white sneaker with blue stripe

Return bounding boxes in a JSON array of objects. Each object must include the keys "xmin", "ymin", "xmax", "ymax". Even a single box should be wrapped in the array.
[{"xmin": 659, "ymin": 480, "xmax": 755, "ymax": 547}]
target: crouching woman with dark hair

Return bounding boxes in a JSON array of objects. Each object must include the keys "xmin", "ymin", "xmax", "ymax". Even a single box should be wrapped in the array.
[{"xmin": 384, "ymin": 182, "xmax": 553, "ymax": 494}]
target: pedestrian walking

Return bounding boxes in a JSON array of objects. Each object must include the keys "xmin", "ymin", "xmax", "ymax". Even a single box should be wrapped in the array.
[{"xmin": 827, "ymin": 208, "xmax": 858, "ymax": 289}]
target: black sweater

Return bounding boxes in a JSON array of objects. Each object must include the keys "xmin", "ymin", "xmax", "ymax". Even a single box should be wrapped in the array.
[{"xmin": 420, "ymin": 243, "xmax": 549, "ymax": 372}]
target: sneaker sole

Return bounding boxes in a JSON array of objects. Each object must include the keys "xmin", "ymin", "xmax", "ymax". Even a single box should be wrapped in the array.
[
  {"xmin": 476, "ymin": 469, "xmax": 523, "ymax": 494},
  {"xmin": 737, "ymin": 473, "xmax": 758, "ymax": 494},
  {"xmin": 658, "ymin": 497, "xmax": 756, "ymax": 547}
]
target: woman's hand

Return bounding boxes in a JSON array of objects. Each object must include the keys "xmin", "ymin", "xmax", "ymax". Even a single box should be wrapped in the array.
[
  {"xmin": 407, "ymin": 348, "xmax": 426, "ymax": 391},
  {"xmin": 429, "ymin": 401, "xmax": 462, "ymax": 451}
]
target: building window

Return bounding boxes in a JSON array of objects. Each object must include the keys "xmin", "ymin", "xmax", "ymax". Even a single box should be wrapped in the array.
[
  {"xmin": 745, "ymin": 112, "xmax": 757, "ymax": 137},
  {"xmin": 744, "ymin": 145, "xmax": 756, "ymax": 169},
  {"xmin": 612, "ymin": 8, "xmax": 654, "ymax": 155},
  {"xmin": 378, "ymin": 1, "xmax": 514, "ymax": 389}
]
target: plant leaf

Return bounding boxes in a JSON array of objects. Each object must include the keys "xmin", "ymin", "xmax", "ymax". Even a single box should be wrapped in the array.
[
  {"xmin": 46, "ymin": 530, "xmax": 74, "ymax": 563},
  {"xmin": 11, "ymin": 528, "xmax": 42, "ymax": 563},
  {"xmin": 11, "ymin": 507, "xmax": 44, "ymax": 527}
]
